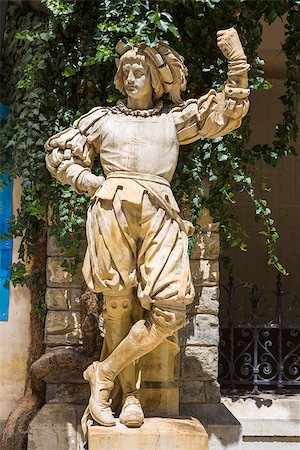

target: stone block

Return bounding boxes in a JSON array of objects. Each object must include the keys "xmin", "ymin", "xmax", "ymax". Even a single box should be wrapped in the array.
[
  {"xmin": 46, "ymin": 382, "xmax": 89, "ymax": 405},
  {"xmin": 181, "ymin": 346, "xmax": 218, "ymax": 381},
  {"xmin": 45, "ymin": 287, "xmax": 82, "ymax": 311},
  {"xmin": 190, "ymin": 232, "xmax": 220, "ymax": 260},
  {"xmin": 196, "ymin": 286, "xmax": 219, "ymax": 314},
  {"xmin": 180, "ymin": 403, "xmax": 242, "ymax": 450},
  {"xmin": 44, "ymin": 368, "xmax": 86, "ymax": 384},
  {"xmin": 88, "ymin": 418, "xmax": 208, "ymax": 450},
  {"xmin": 179, "ymin": 314, "xmax": 219, "ymax": 346},
  {"xmin": 187, "ymin": 286, "xmax": 219, "ymax": 315},
  {"xmin": 140, "ymin": 382, "xmax": 179, "ymax": 417},
  {"xmin": 27, "ymin": 403, "xmax": 85, "ymax": 450},
  {"xmin": 47, "ymin": 257, "xmax": 83, "ymax": 288},
  {"xmin": 45, "ymin": 310, "xmax": 82, "ymax": 346},
  {"xmin": 180, "ymin": 380, "xmax": 221, "ymax": 404},
  {"xmin": 197, "ymin": 208, "xmax": 219, "ymax": 232},
  {"xmin": 45, "ymin": 344, "xmax": 83, "ymax": 353},
  {"xmin": 187, "ymin": 285, "xmax": 219, "ymax": 316},
  {"xmin": 47, "ymin": 231, "xmax": 86, "ymax": 257},
  {"xmin": 47, "ymin": 232, "xmax": 64, "ymax": 257},
  {"xmin": 139, "ymin": 339, "xmax": 178, "ymax": 383},
  {"xmin": 191, "ymin": 259, "xmax": 219, "ymax": 286}
]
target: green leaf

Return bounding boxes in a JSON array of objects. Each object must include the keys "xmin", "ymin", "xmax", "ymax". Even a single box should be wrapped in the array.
[
  {"xmin": 217, "ymin": 154, "xmax": 229, "ymax": 162},
  {"xmin": 168, "ymin": 23, "xmax": 180, "ymax": 38}
]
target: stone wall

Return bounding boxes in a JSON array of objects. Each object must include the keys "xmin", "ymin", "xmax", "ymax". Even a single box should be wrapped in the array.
[
  {"xmin": 44, "ymin": 207, "xmax": 220, "ymax": 407},
  {"xmin": 179, "ymin": 208, "xmax": 220, "ymax": 405},
  {"xmin": 45, "ymin": 232, "xmax": 88, "ymax": 405}
]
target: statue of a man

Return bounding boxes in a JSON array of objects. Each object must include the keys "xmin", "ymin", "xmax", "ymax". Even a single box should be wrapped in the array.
[{"xmin": 45, "ymin": 28, "xmax": 249, "ymax": 429}]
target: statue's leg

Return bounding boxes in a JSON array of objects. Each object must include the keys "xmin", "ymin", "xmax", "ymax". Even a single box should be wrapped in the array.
[
  {"xmin": 103, "ymin": 294, "xmax": 135, "ymax": 394},
  {"xmin": 103, "ymin": 294, "xmax": 144, "ymax": 427},
  {"xmin": 83, "ymin": 306, "xmax": 185, "ymax": 425}
]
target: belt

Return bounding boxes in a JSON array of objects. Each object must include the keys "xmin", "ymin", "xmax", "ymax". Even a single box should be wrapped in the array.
[{"xmin": 106, "ymin": 171, "xmax": 171, "ymax": 187}]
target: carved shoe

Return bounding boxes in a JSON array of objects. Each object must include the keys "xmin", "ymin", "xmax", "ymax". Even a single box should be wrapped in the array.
[
  {"xmin": 119, "ymin": 395, "xmax": 144, "ymax": 428},
  {"xmin": 83, "ymin": 361, "xmax": 116, "ymax": 427}
]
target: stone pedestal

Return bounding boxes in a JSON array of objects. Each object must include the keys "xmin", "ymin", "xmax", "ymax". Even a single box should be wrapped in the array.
[{"xmin": 88, "ymin": 417, "xmax": 208, "ymax": 450}]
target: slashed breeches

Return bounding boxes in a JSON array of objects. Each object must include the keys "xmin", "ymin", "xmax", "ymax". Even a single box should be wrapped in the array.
[{"xmin": 82, "ymin": 188, "xmax": 194, "ymax": 314}]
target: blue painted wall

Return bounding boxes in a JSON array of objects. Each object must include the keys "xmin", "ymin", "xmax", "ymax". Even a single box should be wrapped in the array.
[{"xmin": 0, "ymin": 102, "xmax": 12, "ymax": 321}]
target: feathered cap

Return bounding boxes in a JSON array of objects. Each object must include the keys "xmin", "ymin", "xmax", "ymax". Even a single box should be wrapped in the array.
[{"xmin": 114, "ymin": 41, "xmax": 188, "ymax": 105}]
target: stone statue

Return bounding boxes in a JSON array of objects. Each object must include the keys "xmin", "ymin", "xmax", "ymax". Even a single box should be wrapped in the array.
[{"xmin": 45, "ymin": 28, "xmax": 249, "ymax": 431}]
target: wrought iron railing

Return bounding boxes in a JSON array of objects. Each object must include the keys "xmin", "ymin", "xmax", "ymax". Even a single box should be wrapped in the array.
[{"xmin": 219, "ymin": 275, "xmax": 300, "ymax": 394}]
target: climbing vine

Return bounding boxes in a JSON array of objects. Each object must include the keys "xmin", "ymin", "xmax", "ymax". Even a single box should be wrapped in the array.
[{"xmin": 0, "ymin": 0, "xmax": 299, "ymax": 292}]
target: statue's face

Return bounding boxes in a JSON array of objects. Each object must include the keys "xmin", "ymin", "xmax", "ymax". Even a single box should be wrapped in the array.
[{"xmin": 122, "ymin": 59, "xmax": 152, "ymax": 99}]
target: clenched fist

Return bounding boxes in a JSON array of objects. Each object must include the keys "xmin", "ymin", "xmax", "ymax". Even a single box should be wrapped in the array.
[{"xmin": 217, "ymin": 28, "xmax": 246, "ymax": 61}]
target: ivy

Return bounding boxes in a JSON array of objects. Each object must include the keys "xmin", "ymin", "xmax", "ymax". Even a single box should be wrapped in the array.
[{"xmin": 0, "ymin": 0, "xmax": 299, "ymax": 291}]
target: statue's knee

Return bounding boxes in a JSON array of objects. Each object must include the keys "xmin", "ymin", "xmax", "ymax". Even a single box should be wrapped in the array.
[
  {"xmin": 151, "ymin": 307, "xmax": 185, "ymax": 334},
  {"xmin": 104, "ymin": 295, "xmax": 133, "ymax": 320}
]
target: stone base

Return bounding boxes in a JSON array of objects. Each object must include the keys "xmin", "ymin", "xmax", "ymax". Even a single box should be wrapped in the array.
[
  {"xmin": 139, "ymin": 382, "xmax": 179, "ymax": 416},
  {"xmin": 88, "ymin": 417, "xmax": 208, "ymax": 450},
  {"xmin": 180, "ymin": 403, "xmax": 242, "ymax": 450},
  {"xmin": 27, "ymin": 403, "xmax": 85, "ymax": 450}
]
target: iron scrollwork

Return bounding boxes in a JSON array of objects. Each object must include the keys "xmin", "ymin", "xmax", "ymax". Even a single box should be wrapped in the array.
[{"xmin": 219, "ymin": 275, "xmax": 300, "ymax": 394}]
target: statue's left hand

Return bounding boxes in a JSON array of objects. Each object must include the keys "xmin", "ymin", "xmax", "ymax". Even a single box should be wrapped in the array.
[{"xmin": 217, "ymin": 28, "xmax": 246, "ymax": 61}]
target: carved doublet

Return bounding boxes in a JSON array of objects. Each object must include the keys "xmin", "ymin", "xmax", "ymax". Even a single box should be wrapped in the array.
[{"xmin": 98, "ymin": 111, "xmax": 179, "ymax": 182}]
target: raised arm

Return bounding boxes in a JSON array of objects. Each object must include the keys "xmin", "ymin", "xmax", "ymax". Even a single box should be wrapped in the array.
[
  {"xmin": 45, "ymin": 107, "xmax": 108, "ymax": 196},
  {"xmin": 172, "ymin": 28, "xmax": 249, "ymax": 145}
]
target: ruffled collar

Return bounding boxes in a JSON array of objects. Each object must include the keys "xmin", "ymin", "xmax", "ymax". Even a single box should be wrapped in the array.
[{"xmin": 115, "ymin": 99, "xmax": 164, "ymax": 117}]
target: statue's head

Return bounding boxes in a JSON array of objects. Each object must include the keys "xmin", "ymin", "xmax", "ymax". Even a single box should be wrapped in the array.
[{"xmin": 114, "ymin": 42, "xmax": 188, "ymax": 105}]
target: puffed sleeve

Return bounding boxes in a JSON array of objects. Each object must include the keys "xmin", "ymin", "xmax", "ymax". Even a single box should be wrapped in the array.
[
  {"xmin": 172, "ymin": 86, "xmax": 249, "ymax": 145},
  {"xmin": 45, "ymin": 107, "xmax": 109, "ymax": 194},
  {"xmin": 172, "ymin": 53, "xmax": 250, "ymax": 145}
]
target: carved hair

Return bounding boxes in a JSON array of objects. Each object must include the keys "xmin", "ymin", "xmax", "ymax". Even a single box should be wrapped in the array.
[{"xmin": 114, "ymin": 43, "xmax": 188, "ymax": 105}]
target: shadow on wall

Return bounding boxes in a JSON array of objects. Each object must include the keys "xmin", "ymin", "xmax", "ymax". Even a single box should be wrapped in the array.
[{"xmin": 180, "ymin": 402, "xmax": 242, "ymax": 449}]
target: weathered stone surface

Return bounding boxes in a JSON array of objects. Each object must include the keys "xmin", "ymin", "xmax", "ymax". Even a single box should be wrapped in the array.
[
  {"xmin": 179, "ymin": 314, "xmax": 219, "ymax": 346},
  {"xmin": 139, "ymin": 383, "xmax": 179, "ymax": 417},
  {"xmin": 47, "ymin": 257, "xmax": 83, "ymax": 288},
  {"xmin": 45, "ymin": 311, "xmax": 82, "ymax": 345},
  {"xmin": 45, "ymin": 287, "xmax": 82, "ymax": 311},
  {"xmin": 181, "ymin": 346, "xmax": 218, "ymax": 381},
  {"xmin": 186, "ymin": 286, "xmax": 219, "ymax": 315},
  {"xmin": 190, "ymin": 232, "xmax": 220, "ymax": 260},
  {"xmin": 88, "ymin": 418, "xmax": 208, "ymax": 450},
  {"xmin": 139, "ymin": 340, "xmax": 178, "ymax": 382},
  {"xmin": 27, "ymin": 403, "xmax": 85, "ymax": 450},
  {"xmin": 187, "ymin": 286, "xmax": 219, "ymax": 315},
  {"xmin": 46, "ymin": 382, "xmax": 90, "ymax": 404},
  {"xmin": 191, "ymin": 259, "xmax": 219, "ymax": 286},
  {"xmin": 47, "ymin": 232, "xmax": 64, "ymax": 257},
  {"xmin": 196, "ymin": 286, "xmax": 219, "ymax": 315},
  {"xmin": 197, "ymin": 208, "xmax": 219, "ymax": 232},
  {"xmin": 180, "ymin": 380, "xmax": 221, "ymax": 404},
  {"xmin": 47, "ymin": 231, "xmax": 86, "ymax": 257},
  {"xmin": 44, "ymin": 368, "xmax": 86, "ymax": 384},
  {"xmin": 45, "ymin": 344, "xmax": 83, "ymax": 353}
]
